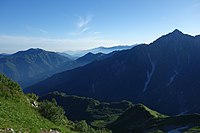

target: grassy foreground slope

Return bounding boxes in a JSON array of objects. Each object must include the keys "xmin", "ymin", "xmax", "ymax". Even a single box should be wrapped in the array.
[
  {"xmin": 0, "ymin": 98, "xmax": 74, "ymax": 132},
  {"xmin": 0, "ymin": 74, "xmax": 110, "ymax": 133},
  {"xmin": 0, "ymin": 74, "xmax": 75, "ymax": 132}
]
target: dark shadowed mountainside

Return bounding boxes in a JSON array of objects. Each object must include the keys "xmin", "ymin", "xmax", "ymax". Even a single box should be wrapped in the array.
[
  {"xmin": 27, "ymin": 30, "xmax": 200, "ymax": 115},
  {"xmin": 0, "ymin": 48, "xmax": 114, "ymax": 88},
  {"xmin": 109, "ymin": 104, "xmax": 200, "ymax": 133},
  {"xmin": 39, "ymin": 91, "xmax": 132, "ymax": 127},
  {"xmin": 39, "ymin": 92, "xmax": 200, "ymax": 133}
]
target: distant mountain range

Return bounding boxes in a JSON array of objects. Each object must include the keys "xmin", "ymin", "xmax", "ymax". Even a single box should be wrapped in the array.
[
  {"xmin": 26, "ymin": 29, "xmax": 200, "ymax": 115},
  {"xmin": 0, "ymin": 48, "xmax": 72, "ymax": 88},
  {"xmin": 64, "ymin": 45, "xmax": 136, "ymax": 57},
  {"xmin": 57, "ymin": 52, "xmax": 78, "ymax": 60},
  {"xmin": 0, "ymin": 47, "xmax": 123, "ymax": 88}
]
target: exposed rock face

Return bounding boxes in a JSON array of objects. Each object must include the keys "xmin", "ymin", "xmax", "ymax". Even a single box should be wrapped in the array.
[
  {"xmin": 0, "ymin": 128, "xmax": 16, "ymax": 133},
  {"xmin": 31, "ymin": 101, "xmax": 38, "ymax": 108}
]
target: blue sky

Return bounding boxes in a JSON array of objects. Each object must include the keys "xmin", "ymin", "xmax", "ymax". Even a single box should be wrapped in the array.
[{"xmin": 0, "ymin": 0, "xmax": 200, "ymax": 53}]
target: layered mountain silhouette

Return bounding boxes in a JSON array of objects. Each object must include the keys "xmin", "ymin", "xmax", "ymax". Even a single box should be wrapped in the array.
[
  {"xmin": 0, "ymin": 48, "xmax": 72, "ymax": 87},
  {"xmin": 64, "ymin": 45, "xmax": 136, "ymax": 57},
  {"xmin": 76, "ymin": 52, "xmax": 117, "ymax": 64},
  {"xmin": 0, "ymin": 48, "xmax": 116, "ymax": 88},
  {"xmin": 26, "ymin": 29, "xmax": 200, "ymax": 115}
]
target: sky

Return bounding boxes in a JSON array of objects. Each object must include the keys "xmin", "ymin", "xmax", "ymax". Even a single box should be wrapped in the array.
[{"xmin": 0, "ymin": 0, "xmax": 200, "ymax": 53}]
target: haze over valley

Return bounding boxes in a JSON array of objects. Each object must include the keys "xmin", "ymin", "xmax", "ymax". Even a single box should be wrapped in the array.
[{"xmin": 1, "ymin": 0, "xmax": 200, "ymax": 132}]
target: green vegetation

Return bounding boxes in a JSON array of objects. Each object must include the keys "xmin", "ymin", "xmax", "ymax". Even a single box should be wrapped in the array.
[
  {"xmin": 0, "ymin": 74, "xmax": 22, "ymax": 99},
  {"xmin": 40, "ymin": 92, "xmax": 200, "ymax": 133},
  {"xmin": 0, "ymin": 97, "xmax": 72, "ymax": 133},
  {"xmin": 109, "ymin": 104, "xmax": 200, "ymax": 133},
  {"xmin": 0, "ymin": 74, "xmax": 111, "ymax": 133},
  {"xmin": 0, "ymin": 48, "xmax": 71, "ymax": 88},
  {"xmin": 39, "ymin": 99, "xmax": 68, "ymax": 125},
  {"xmin": 1, "ymin": 73, "xmax": 200, "ymax": 133},
  {"xmin": 26, "ymin": 93, "xmax": 39, "ymax": 101},
  {"xmin": 0, "ymin": 74, "xmax": 71, "ymax": 132},
  {"xmin": 40, "ymin": 92, "xmax": 133, "ymax": 128},
  {"xmin": 74, "ymin": 120, "xmax": 111, "ymax": 133},
  {"xmin": 186, "ymin": 126, "xmax": 200, "ymax": 132}
]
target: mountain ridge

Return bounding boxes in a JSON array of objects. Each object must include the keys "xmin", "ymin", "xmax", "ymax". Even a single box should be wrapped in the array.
[
  {"xmin": 64, "ymin": 45, "xmax": 136, "ymax": 57},
  {"xmin": 1, "ymin": 73, "xmax": 200, "ymax": 132},
  {"xmin": 0, "ymin": 48, "xmax": 118, "ymax": 88},
  {"xmin": 0, "ymin": 48, "xmax": 72, "ymax": 88},
  {"xmin": 26, "ymin": 29, "xmax": 200, "ymax": 115}
]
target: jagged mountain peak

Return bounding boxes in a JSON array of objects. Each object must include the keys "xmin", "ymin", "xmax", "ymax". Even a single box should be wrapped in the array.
[
  {"xmin": 165, "ymin": 29, "xmax": 193, "ymax": 39},
  {"xmin": 151, "ymin": 29, "xmax": 194, "ymax": 46},
  {"xmin": 26, "ymin": 30, "xmax": 200, "ymax": 115}
]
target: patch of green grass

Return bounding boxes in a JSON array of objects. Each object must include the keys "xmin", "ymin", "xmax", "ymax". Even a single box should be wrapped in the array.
[
  {"xmin": 0, "ymin": 97, "xmax": 74, "ymax": 133},
  {"xmin": 186, "ymin": 126, "xmax": 200, "ymax": 132},
  {"xmin": 0, "ymin": 74, "xmax": 111, "ymax": 133},
  {"xmin": 40, "ymin": 92, "xmax": 133, "ymax": 129},
  {"xmin": 141, "ymin": 104, "xmax": 166, "ymax": 118},
  {"xmin": 91, "ymin": 114, "xmax": 119, "ymax": 128},
  {"xmin": 0, "ymin": 74, "xmax": 75, "ymax": 132},
  {"xmin": 109, "ymin": 104, "xmax": 200, "ymax": 133}
]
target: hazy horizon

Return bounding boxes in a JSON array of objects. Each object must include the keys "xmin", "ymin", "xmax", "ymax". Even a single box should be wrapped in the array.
[{"xmin": 0, "ymin": 0, "xmax": 200, "ymax": 53}]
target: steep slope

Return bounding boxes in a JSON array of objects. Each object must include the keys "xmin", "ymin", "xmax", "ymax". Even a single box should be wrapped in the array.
[
  {"xmin": 109, "ymin": 104, "xmax": 200, "ymax": 133},
  {"xmin": 0, "ymin": 74, "xmax": 111, "ymax": 133},
  {"xmin": 50, "ymin": 51, "xmax": 116, "ymax": 80},
  {"xmin": 0, "ymin": 48, "xmax": 115, "ymax": 88},
  {"xmin": 0, "ymin": 48, "xmax": 72, "ymax": 88},
  {"xmin": 27, "ymin": 30, "xmax": 200, "ymax": 115},
  {"xmin": 0, "ymin": 74, "xmax": 73, "ymax": 132}
]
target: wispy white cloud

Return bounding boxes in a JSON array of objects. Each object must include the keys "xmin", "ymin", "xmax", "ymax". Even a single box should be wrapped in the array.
[
  {"xmin": 0, "ymin": 35, "xmax": 124, "ymax": 53},
  {"xmin": 77, "ymin": 15, "xmax": 92, "ymax": 28},
  {"xmin": 69, "ymin": 15, "xmax": 92, "ymax": 36}
]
